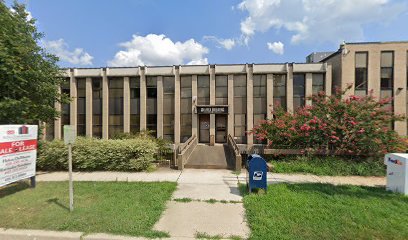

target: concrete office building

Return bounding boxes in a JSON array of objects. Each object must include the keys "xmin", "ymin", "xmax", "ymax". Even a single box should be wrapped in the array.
[
  {"xmin": 44, "ymin": 41, "xmax": 408, "ymax": 148},
  {"xmin": 323, "ymin": 41, "xmax": 408, "ymax": 135},
  {"xmin": 45, "ymin": 62, "xmax": 331, "ymax": 148}
]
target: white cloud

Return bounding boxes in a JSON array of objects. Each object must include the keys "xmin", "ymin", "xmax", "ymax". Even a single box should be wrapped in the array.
[
  {"xmin": 42, "ymin": 39, "xmax": 93, "ymax": 66},
  {"xmin": 267, "ymin": 41, "xmax": 284, "ymax": 55},
  {"xmin": 203, "ymin": 36, "xmax": 236, "ymax": 50},
  {"xmin": 238, "ymin": 0, "xmax": 407, "ymax": 44},
  {"xmin": 108, "ymin": 34, "xmax": 209, "ymax": 66},
  {"xmin": 10, "ymin": 8, "xmax": 33, "ymax": 21}
]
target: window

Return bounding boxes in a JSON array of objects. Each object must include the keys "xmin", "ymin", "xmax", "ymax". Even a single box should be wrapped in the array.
[
  {"xmin": 380, "ymin": 51, "xmax": 394, "ymax": 114},
  {"xmin": 146, "ymin": 76, "xmax": 157, "ymax": 135},
  {"xmin": 130, "ymin": 77, "xmax": 140, "ymax": 133},
  {"xmin": 293, "ymin": 74, "xmax": 305, "ymax": 110},
  {"xmin": 253, "ymin": 74, "xmax": 267, "ymax": 144},
  {"xmin": 61, "ymin": 78, "xmax": 70, "ymax": 138},
  {"xmin": 180, "ymin": 75, "xmax": 192, "ymax": 142},
  {"xmin": 312, "ymin": 73, "xmax": 325, "ymax": 95},
  {"xmin": 215, "ymin": 75, "xmax": 228, "ymax": 105},
  {"xmin": 77, "ymin": 78, "xmax": 86, "ymax": 136},
  {"xmin": 108, "ymin": 77, "xmax": 124, "ymax": 138},
  {"xmin": 92, "ymin": 78, "xmax": 102, "ymax": 138},
  {"xmin": 163, "ymin": 76, "xmax": 175, "ymax": 142},
  {"xmin": 273, "ymin": 74, "xmax": 286, "ymax": 110},
  {"xmin": 234, "ymin": 74, "xmax": 247, "ymax": 144},
  {"xmin": 355, "ymin": 52, "xmax": 368, "ymax": 96},
  {"xmin": 197, "ymin": 75, "xmax": 210, "ymax": 105}
]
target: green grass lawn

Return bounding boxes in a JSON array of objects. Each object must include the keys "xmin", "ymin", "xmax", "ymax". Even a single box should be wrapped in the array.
[
  {"xmin": 267, "ymin": 155, "xmax": 385, "ymax": 176},
  {"xmin": 0, "ymin": 181, "xmax": 176, "ymax": 238},
  {"xmin": 241, "ymin": 183, "xmax": 408, "ymax": 240}
]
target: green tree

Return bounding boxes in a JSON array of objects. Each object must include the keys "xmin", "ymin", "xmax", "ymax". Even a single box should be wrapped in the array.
[{"xmin": 0, "ymin": 1, "xmax": 69, "ymax": 125}]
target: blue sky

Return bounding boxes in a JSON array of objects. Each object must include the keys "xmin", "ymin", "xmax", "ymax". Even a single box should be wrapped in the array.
[{"xmin": 6, "ymin": 0, "xmax": 408, "ymax": 67}]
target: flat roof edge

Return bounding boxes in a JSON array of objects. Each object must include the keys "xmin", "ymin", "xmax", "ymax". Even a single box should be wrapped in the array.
[{"xmin": 60, "ymin": 62, "xmax": 325, "ymax": 70}]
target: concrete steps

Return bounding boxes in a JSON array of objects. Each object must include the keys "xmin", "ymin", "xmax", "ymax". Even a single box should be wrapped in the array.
[{"xmin": 184, "ymin": 144, "xmax": 234, "ymax": 169}]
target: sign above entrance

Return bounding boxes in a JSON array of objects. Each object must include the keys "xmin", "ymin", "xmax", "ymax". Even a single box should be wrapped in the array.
[{"xmin": 196, "ymin": 106, "xmax": 228, "ymax": 114}]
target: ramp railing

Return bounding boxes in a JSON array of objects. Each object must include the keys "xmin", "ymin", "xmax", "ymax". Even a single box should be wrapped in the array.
[
  {"xmin": 227, "ymin": 134, "xmax": 242, "ymax": 171},
  {"xmin": 176, "ymin": 134, "xmax": 197, "ymax": 170}
]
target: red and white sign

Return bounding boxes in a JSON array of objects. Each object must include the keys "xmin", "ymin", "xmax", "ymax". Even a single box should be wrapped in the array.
[{"xmin": 0, "ymin": 125, "xmax": 38, "ymax": 187}]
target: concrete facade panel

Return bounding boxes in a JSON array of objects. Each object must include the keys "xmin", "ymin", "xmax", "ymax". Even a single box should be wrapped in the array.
[
  {"xmin": 107, "ymin": 67, "xmax": 139, "ymax": 76},
  {"xmin": 293, "ymin": 63, "xmax": 325, "ymax": 72},
  {"xmin": 145, "ymin": 66, "xmax": 174, "ymax": 75},
  {"xmin": 215, "ymin": 65, "xmax": 246, "ymax": 74},
  {"xmin": 253, "ymin": 64, "xmax": 286, "ymax": 73},
  {"xmin": 74, "ymin": 68, "xmax": 102, "ymax": 77}
]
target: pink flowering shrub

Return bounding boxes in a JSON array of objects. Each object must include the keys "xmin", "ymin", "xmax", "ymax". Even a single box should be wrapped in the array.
[{"xmin": 251, "ymin": 86, "xmax": 407, "ymax": 156}]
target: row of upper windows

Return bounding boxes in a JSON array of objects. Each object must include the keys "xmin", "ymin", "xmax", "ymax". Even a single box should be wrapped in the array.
[{"xmin": 63, "ymin": 73, "xmax": 325, "ymax": 100}]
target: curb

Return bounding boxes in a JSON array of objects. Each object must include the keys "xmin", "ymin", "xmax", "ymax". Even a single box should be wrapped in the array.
[
  {"xmin": 0, "ymin": 228, "xmax": 195, "ymax": 240},
  {"xmin": 0, "ymin": 228, "xmax": 82, "ymax": 240}
]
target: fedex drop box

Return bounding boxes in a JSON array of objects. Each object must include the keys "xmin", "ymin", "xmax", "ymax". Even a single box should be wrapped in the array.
[{"xmin": 384, "ymin": 153, "xmax": 408, "ymax": 195}]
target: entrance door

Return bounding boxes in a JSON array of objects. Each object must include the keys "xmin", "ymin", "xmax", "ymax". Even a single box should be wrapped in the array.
[
  {"xmin": 215, "ymin": 115, "xmax": 227, "ymax": 143},
  {"xmin": 199, "ymin": 114, "xmax": 210, "ymax": 143}
]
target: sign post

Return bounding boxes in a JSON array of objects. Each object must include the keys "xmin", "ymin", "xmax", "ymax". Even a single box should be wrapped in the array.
[
  {"xmin": 0, "ymin": 125, "xmax": 38, "ymax": 188},
  {"xmin": 64, "ymin": 125, "xmax": 76, "ymax": 212}
]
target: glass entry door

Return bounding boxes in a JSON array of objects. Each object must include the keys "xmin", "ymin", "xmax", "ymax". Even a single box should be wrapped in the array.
[
  {"xmin": 215, "ymin": 115, "xmax": 227, "ymax": 143},
  {"xmin": 199, "ymin": 114, "xmax": 210, "ymax": 143}
]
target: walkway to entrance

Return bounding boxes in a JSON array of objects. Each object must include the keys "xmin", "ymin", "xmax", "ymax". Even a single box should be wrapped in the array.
[
  {"xmin": 153, "ymin": 169, "xmax": 249, "ymax": 239},
  {"xmin": 184, "ymin": 144, "xmax": 234, "ymax": 169}
]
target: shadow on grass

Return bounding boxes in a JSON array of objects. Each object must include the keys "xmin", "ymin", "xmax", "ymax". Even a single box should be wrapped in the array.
[
  {"xmin": 0, "ymin": 181, "xmax": 31, "ymax": 199},
  {"xmin": 46, "ymin": 198, "xmax": 70, "ymax": 212},
  {"xmin": 286, "ymin": 183, "xmax": 408, "ymax": 201},
  {"xmin": 238, "ymin": 183, "xmax": 266, "ymax": 197}
]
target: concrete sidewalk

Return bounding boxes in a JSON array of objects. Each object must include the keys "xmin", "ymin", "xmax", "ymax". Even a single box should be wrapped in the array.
[{"xmin": 36, "ymin": 169, "xmax": 386, "ymax": 187}]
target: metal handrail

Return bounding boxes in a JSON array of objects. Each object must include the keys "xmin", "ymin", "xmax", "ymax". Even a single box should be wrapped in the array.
[
  {"xmin": 178, "ymin": 134, "xmax": 197, "ymax": 154},
  {"xmin": 227, "ymin": 134, "xmax": 242, "ymax": 171},
  {"xmin": 227, "ymin": 134, "xmax": 240, "ymax": 156}
]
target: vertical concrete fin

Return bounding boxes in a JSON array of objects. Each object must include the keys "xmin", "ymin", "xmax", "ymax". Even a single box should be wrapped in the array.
[
  {"xmin": 209, "ymin": 65, "xmax": 215, "ymax": 145},
  {"xmin": 192, "ymin": 75, "xmax": 198, "ymax": 137},
  {"xmin": 266, "ymin": 73, "xmax": 274, "ymax": 119},
  {"xmin": 140, "ymin": 67, "xmax": 147, "ymax": 131},
  {"xmin": 174, "ymin": 66, "xmax": 181, "ymax": 144},
  {"xmin": 102, "ymin": 68, "xmax": 109, "ymax": 139},
  {"xmin": 228, "ymin": 74, "xmax": 234, "ymax": 138},
  {"xmin": 286, "ymin": 63, "xmax": 294, "ymax": 113},
  {"xmin": 157, "ymin": 76, "xmax": 164, "ymax": 138},
  {"xmin": 246, "ymin": 64, "xmax": 254, "ymax": 147},
  {"xmin": 123, "ymin": 76, "xmax": 130, "ymax": 133},
  {"xmin": 305, "ymin": 73, "xmax": 313, "ymax": 106},
  {"xmin": 70, "ymin": 69, "xmax": 77, "ymax": 134},
  {"xmin": 85, "ymin": 77, "xmax": 93, "ymax": 137}
]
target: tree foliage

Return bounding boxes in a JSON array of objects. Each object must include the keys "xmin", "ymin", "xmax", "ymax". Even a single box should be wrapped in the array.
[
  {"xmin": 251, "ymin": 86, "xmax": 407, "ymax": 156},
  {"xmin": 0, "ymin": 1, "xmax": 68, "ymax": 124}
]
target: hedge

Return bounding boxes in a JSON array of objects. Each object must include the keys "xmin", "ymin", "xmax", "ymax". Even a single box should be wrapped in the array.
[{"xmin": 37, "ymin": 137, "xmax": 158, "ymax": 171}]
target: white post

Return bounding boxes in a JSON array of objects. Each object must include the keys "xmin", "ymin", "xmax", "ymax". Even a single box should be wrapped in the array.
[
  {"xmin": 68, "ymin": 143, "xmax": 74, "ymax": 212},
  {"xmin": 64, "ymin": 125, "xmax": 76, "ymax": 212}
]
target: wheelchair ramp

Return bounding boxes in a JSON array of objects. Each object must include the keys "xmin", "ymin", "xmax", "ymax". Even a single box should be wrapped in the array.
[{"xmin": 184, "ymin": 144, "xmax": 234, "ymax": 169}]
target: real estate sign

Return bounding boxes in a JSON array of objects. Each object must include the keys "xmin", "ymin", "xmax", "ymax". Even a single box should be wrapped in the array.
[{"xmin": 0, "ymin": 125, "xmax": 38, "ymax": 187}]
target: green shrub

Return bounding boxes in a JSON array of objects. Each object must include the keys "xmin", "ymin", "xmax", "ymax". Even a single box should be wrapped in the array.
[
  {"xmin": 111, "ymin": 130, "xmax": 174, "ymax": 161},
  {"xmin": 251, "ymin": 86, "xmax": 407, "ymax": 156},
  {"xmin": 37, "ymin": 137, "xmax": 158, "ymax": 171}
]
